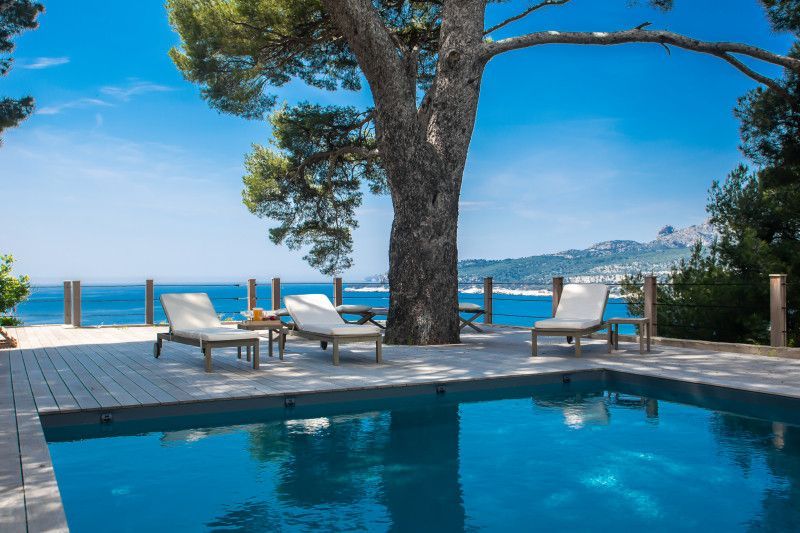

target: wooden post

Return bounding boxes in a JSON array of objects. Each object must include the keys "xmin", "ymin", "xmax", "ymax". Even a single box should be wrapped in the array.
[
  {"xmin": 644, "ymin": 275, "xmax": 658, "ymax": 337},
  {"xmin": 145, "ymin": 279, "xmax": 154, "ymax": 325},
  {"xmin": 483, "ymin": 277, "xmax": 493, "ymax": 325},
  {"xmin": 63, "ymin": 281, "xmax": 72, "ymax": 325},
  {"xmin": 333, "ymin": 277, "xmax": 343, "ymax": 307},
  {"xmin": 770, "ymin": 274, "xmax": 788, "ymax": 347},
  {"xmin": 247, "ymin": 278, "xmax": 257, "ymax": 310},
  {"xmin": 71, "ymin": 280, "xmax": 81, "ymax": 327},
  {"xmin": 271, "ymin": 277, "xmax": 281, "ymax": 310},
  {"xmin": 552, "ymin": 277, "xmax": 564, "ymax": 317}
]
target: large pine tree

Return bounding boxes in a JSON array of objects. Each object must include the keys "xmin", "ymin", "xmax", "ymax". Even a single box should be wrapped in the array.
[{"xmin": 168, "ymin": 0, "xmax": 800, "ymax": 345}]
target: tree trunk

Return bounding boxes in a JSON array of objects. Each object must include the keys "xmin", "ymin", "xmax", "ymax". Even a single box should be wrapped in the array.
[
  {"xmin": 378, "ymin": 0, "xmax": 486, "ymax": 345},
  {"xmin": 383, "ymin": 146, "xmax": 462, "ymax": 345},
  {"xmin": 325, "ymin": 0, "xmax": 486, "ymax": 345}
]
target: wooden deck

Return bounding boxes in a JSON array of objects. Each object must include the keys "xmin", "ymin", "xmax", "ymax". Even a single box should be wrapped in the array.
[{"xmin": 5, "ymin": 324, "xmax": 800, "ymax": 532}]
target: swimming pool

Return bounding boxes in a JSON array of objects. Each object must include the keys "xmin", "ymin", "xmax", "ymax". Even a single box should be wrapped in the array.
[{"xmin": 46, "ymin": 376, "xmax": 800, "ymax": 531}]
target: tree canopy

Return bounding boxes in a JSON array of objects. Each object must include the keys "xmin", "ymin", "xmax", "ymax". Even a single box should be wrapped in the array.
[
  {"xmin": 623, "ymin": 38, "xmax": 800, "ymax": 345},
  {"xmin": 167, "ymin": 0, "xmax": 440, "ymax": 274},
  {"xmin": 0, "ymin": 0, "xmax": 44, "ymax": 145},
  {"xmin": 169, "ymin": 0, "xmax": 800, "ymax": 276},
  {"xmin": 763, "ymin": 0, "xmax": 800, "ymax": 34},
  {"xmin": 242, "ymin": 103, "xmax": 386, "ymax": 273}
]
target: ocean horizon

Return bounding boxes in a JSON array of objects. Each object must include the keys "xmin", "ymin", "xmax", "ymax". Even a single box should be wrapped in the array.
[{"xmin": 13, "ymin": 282, "xmax": 632, "ymax": 329}]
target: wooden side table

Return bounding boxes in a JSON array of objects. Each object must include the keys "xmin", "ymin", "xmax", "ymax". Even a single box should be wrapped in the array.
[
  {"xmin": 237, "ymin": 321, "xmax": 287, "ymax": 360},
  {"xmin": 607, "ymin": 317, "xmax": 651, "ymax": 354}
]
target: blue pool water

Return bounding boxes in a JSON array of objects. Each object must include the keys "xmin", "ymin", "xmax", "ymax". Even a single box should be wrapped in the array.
[{"xmin": 46, "ymin": 381, "xmax": 800, "ymax": 531}]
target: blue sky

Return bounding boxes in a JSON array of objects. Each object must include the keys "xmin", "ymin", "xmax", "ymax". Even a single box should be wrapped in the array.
[{"xmin": 1, "ymin": 0, "xmax": 794, "ymax": 283}]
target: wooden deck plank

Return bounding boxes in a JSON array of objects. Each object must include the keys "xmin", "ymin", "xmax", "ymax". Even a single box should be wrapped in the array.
[
  {"xmin": 159, "ymin": 341, "xmax": 288, "ymax": 394},
  {"xmin": 9, "ymin": 349, "xmax": 69, "ymax": 533},
  {"xmin": 43, "ymin": 327, "xmax": 148, "ymax": 408},
  {"xmin": 26, "ymin": 325, "xmax": 101, "ymax": 412},
  {"xmin": 89, "ymin": 342, "xmax": 204, "ymax": 403},
  {"xmin": 92, "ymin": 328, "xmax": 252, "ymax": 402},
  {"xmin": 60, "ymin": 347, "xmax": 141, "ymax": 407},
  {"xmin": 109, "ymin": 328, "xmax": 284, "ymax": 398},
  {"xmin": 24, "ymin": 328, "xmax": 81, "ymax": 412},
  {"xmin": 91, "ymin": 343, "xmax": 199, "ymax": 403},
  {"xmin": 0, "ymin": 350, "xmax": 25, "ymax": 533},
  {"xmin": 77, "ymin": 340, "xmax": 177, "ymax": 405},
  {"xmin": 127, "ymin": 326, "xmax": 321, "ymax": 393},
  {"xmin": 87, "ymin": 327, "xmax": 236, "ymax": 401},
  {"xmin": 41, "ymin": 337, "xmax": 122, "ymax": 411},
  {"xmin": 14, "ymin": 329, "xmax": 60, "ymax": 414},
  {"xmin": 37, "ymin": 338, "xmax": 102, "ymax": 412}
]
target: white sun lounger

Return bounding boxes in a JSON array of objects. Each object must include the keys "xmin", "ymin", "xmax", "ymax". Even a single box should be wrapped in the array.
[
  {"xmin": 285, "ymin": 294, "xmax": 382, "ymax": 366},
  {"xmin": 531, "ymin": 284, "xmax": 612, "ymax": 356},
  {"xmin": 155, "ymin": 293, "xmax": 261, "ymax": 372}
]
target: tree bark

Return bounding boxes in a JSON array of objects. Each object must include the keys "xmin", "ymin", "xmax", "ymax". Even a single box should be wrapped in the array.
[
  {"xmin": 383, "ymin": 142, "xmax": 462, "ymax": 345},
  {"xmin": 382, "ymin": 0, "xmax": 487, "ymax": 345},
  {"xmin": 322, "ymin": 0, "xmax": 488, "ymax": 344}
]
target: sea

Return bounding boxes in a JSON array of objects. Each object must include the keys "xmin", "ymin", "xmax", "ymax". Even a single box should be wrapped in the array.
[{"xmin": 13, "ymin": 282, "xmax": 633, "ymax": 329}]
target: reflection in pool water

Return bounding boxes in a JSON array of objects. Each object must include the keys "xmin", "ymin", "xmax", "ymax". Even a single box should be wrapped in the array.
[{"xmin": 47, "ymin": 385, "xmax": 800, "ymax": 531}]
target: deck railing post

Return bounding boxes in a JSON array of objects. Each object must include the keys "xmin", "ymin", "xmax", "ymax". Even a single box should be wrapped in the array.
[
  {"xmin": 770, "ymin": 274, "xmax": 788, "ymax": 347},
  {"xmin": 552, "ymin": 277, "xmax": 564, "ymax": 317},
  {"xmin": 247, "ymin": 278, "xmax": 257, "ymax": 310},
  {"xmin": 483, "ymin": 277, "xmax": 493, "ymax": 325},
  {"xmin": 63, "ymin": 281, "xmax": 72, "ymax": 325},
  {"xmin": 644, "ymin": 275, "xmax": 658, "ymax": 337},
  {"xmin": 271, "ymin": 277, "xmax": 281, "ymax": 311},
  {"xmin": 333, "ymin": 277, "xmax": 343, "ymax": 307},
  {"xmin": 145, "ymin": 279, "xmax": 154, "ymax": 325},
  {"xmin": 71, "ymin": 280, "xmax": 81, "ymax": 327}
]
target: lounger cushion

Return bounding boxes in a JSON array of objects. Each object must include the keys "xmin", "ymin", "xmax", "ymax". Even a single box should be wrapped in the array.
[
  {"xmin": 161, "ymin": 293, "xmax": 221, "ymax": 330},
  {"xmin": 555, "ymin": 284, "xmax": 609, "ymax": 321},
  {"xmin": 534, "ymin": 318, "xmax": 602, "ymax": 330},
  {"xmin": 173, "ymin": 327, "xmax": 260, "ymax": 342},
  {"xmin": 285, "ymin": 294, "xmax": 345, "ymax": 329},
  {"xmin": 336, "ymin": 304, "xmax": 372, "ymax": 313},
  {"xmin": 301, "ymin": 323, "xmax": 382, "ymax": 336},
  {"xmin": 459, "ymin": 303, "xmax": 483, "ymax": 312}
]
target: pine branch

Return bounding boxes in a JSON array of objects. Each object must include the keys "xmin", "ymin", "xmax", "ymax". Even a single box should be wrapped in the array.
[
  {"xmin": 482, "ymin": 27, "xmax": 800, "ymax": 92},
  {"xmin": 484, "ymin": 0, "xmax": 572, "ymax": 36}
]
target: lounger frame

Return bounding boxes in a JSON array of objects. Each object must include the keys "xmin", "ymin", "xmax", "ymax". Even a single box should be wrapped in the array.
[
  {"xmin": 289, "ymin": 329, "xmax": 382, "ymax": 366},
  {"xmin": 341, "ymin": 309, "xmax": 385, "ymax": 329},
  {"xmin": 531, "ymin": 323, "xmax": 612, "ymax": 357},
  {"xmin": 155, "ymin": 331, "xmax": 260, "ymax": 372},
  {"xmin": 459, "ymin": 309, "xmax": 486, "ymax": 332}
]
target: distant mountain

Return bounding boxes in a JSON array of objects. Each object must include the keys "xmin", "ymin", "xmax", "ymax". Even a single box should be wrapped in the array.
[
  {"xmin": 364, "ymin": 222, "xmax": 716, "ymax": 286},
  {"xmin": 455, "ymin": 222, "xmax": 716, "ymax": 285}
]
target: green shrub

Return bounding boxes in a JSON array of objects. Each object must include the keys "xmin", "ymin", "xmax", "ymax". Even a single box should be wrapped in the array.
[{"xmin": 0, "ymin": 254, "xmax": 30, "ymax": 325}]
